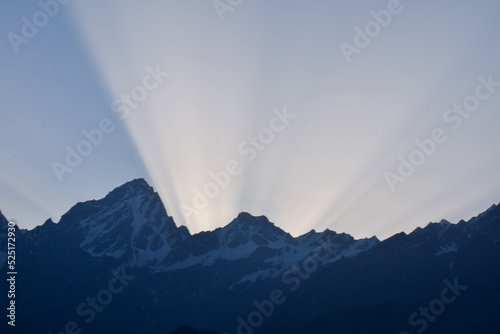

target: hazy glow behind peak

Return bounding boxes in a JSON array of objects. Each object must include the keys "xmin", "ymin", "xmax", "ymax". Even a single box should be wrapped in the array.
[
  {"xmin": 1, "ymin": 1, "xmax": 498, "ymax": 240},
  {"xmin": 67, "ymin": 1, "xmax": 500, "ymax": 239}
]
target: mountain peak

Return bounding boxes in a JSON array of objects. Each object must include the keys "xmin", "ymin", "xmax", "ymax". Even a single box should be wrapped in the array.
[
  {"xmin": 99, "ymin": 178, "xmax": 155, "ymax": 206},
  {"xmin": 216, "ymin": 212, "xmax": 290, "ymax": 247},
  {"xmin": 234, "ymin": 211, "xmax": 267, "ymax": 223},
  {"xmin": 228, "ymin": 212, "xmax": 281, "ymax": 231},
  {"xmin": 485, "ymin": 203, "xmax": 498, "ymax": 214},
  {"xmin": 236, "ymin": 211, "xmax": 255, "ymax": 219},
  {"xmin": 51, "ymin": 177, "xmax": 190, "ymax": 264},
  {"xmin": 125, "ymin": 177, "xmax": 150, "ymax": 188},
  {"xmin": 438, "ymin": 219, "xmax": 451, "ymax": 226},
  {"xmin": 111, "ymin": 177, "xmax": 152, "ymax": 194}
]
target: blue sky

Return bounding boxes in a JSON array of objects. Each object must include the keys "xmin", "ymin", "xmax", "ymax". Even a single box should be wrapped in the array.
[{"xmin": 1, "ymin": 0, "xmax": 499, "ymax": 240}]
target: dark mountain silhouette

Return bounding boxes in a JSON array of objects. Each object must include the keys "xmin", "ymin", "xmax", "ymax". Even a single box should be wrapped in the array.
[{"xmin": 1, "ymin": 179, "xmax": 498, "ymax": 333}]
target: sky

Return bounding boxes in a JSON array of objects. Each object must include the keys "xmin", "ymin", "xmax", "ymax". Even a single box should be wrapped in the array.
[{"xmin": 1, "ymin": 0, "xmax": 499, "ymax": 240}]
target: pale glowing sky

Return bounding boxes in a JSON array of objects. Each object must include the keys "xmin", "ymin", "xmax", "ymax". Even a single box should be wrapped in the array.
[{"xmin": 1, "ymin": 0, "xmax": 499, "ymax": 240}]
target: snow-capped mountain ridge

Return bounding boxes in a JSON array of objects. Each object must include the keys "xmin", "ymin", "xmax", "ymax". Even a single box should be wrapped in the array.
[
  {"xmin": 2, "ymin": 179, "xmax": 381, "ymax": 284},
  {"xmin": 1, "ymin": 181, "xmax": 500, "ymax": 334},
  {"xmin": 51, "ymin": 178, "xmax": 189, "ymax": 266},
  {"xmin": 4, "ymin": 179, "xmax": 499, "ymax": 282},
  {"xmin": 158, "ymin": 210, "xmax": 379, "ymax": 279}
]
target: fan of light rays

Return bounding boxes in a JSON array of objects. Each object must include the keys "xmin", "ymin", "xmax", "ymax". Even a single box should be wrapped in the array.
[{"xmin": 66, "ymin": 0, "xmax": 500, "ymax": 238}]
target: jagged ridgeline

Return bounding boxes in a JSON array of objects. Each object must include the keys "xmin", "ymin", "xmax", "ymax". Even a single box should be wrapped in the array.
[{"xmin": 0, "ymin": 179, "xmax": 499, "ymax": 334}]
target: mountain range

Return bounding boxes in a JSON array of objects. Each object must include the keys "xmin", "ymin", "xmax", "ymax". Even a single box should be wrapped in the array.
[{"xmin": 1, "ymin": 178, "xmax": 499, "ymax": 333}]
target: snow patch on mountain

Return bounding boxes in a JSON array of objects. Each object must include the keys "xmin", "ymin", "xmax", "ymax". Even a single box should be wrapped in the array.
[
  {"xmin": 60, "ymin": 179, "xmax": 186, "ymax": 267},
  {"xmin": 436, "ymin": 243, "xmax": 458, "ymax": 255},
  {"xmin": 322, "ymin": 238, "xmax": 375, "ymax": 264},
  {"xmin": 231, "ymin": 268, "xmax": 273, "ymax": 287},
  {"xmin": 167, "ymin": 240, "xmax": 262, "ymax": 270}
]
